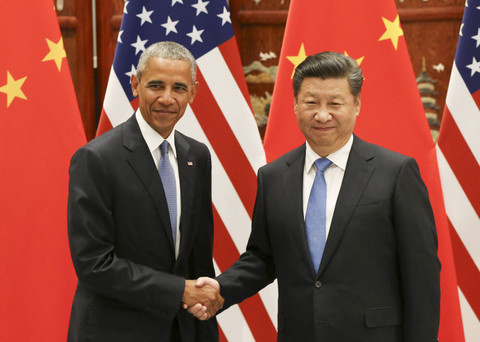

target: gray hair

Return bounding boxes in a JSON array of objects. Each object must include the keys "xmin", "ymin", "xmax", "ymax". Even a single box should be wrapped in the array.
[
  {"xmin": 136, "ymin": 41, "xmax": 197, "ymax": 83},
  {"xmin": 293, "ymin": 51, "xmax": 363, "ymax": 99}
]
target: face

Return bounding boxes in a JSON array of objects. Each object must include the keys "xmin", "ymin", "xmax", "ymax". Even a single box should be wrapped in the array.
[
  {"xmin": 294, "ymin": 77, "xmax": 360, "ymax": 157},
  {"xmin": 131, "ymin": 57, "xmax": 198, "ymax": 138}
]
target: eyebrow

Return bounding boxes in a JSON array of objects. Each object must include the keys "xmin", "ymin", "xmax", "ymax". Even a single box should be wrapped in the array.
[
  {"xmin": 145, "ymin": 80, "xmax": 189, "ymax": 88},
  {"xmin": 303, "ymin": 92, "xmax": 344, "ymax": 100}
]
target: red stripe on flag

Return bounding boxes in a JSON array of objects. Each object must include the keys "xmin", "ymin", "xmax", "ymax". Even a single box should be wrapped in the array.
[
  {"xmin": 192, "ymin": 70, "xmax": 258, "ymax": 215},
  {"xmin": 213, "ymin": 206, "xmax": 277, "ymax": 341},
  {"xmin": 218, "ymin": 325, "xmax": 227, "ymax": 342},
  {"xmin": 237, "ymin": 292, "xmax": 278, "ymax": 341},
  {"xmin": 218, "ymin": 38, "xmax": 253, "ymax": 112},
  {"xmin": 449, "ymin": 219, "xmax": 480, "ymax": 322},
  {"xmin": 437, "ymin": 108, "xmax": 480, "ymax": 218}
]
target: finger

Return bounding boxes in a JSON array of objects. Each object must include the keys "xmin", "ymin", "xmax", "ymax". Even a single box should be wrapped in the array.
[
  {"xmin": 193, "ymin": 305, "xmax": 209, "ymax": 320},
  {"xmin": 195, "ymin": 278, "xmax": 205, "ymax": 287},
  {"xmin": 206, "ymin": 307, "xmax": 218, "ymax": 318},
  {"xmin": 187, "ymin": 303, "xmax": 206, "ymax": 315},
  {"xmin": 212, "ymin": 294, "xmax": 224, "ymax": 312},
  {"xmin": 201, "ymin": 277, "xmax": 220, "ymax": 290},
  {"xmin": 197, "ymin": 312, "xmax": 209, "ymax": 321}
]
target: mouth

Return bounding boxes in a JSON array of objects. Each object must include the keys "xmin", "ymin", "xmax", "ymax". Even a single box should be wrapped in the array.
[
  {"xmin": 312, "ymin": 126, "xmax": 333, "ymax": 132},
  {"xmin": 153, "ymin": 108, "xmax": 176, "ymax": 115}
]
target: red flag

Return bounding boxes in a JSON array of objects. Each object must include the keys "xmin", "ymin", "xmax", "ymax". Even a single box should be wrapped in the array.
[
  {"xmin": 437, "ymin": 3, "xmax": 480, "ymax": 340},
  {"xmin": 265, "ymin": 1, "xmax": 464, "ymax": 341},
  {"xmin": 0, "ymin": 2, "xmax": 87, "ymax": 342},
  {"xmin": 96, "ymin": 1, "xmax": 276, "ymax": 340}
]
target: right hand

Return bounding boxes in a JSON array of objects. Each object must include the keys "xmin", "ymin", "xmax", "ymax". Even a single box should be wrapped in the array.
[{"xmin": 182, "ymin": 277, "xmax": 224, "ymax": 320}]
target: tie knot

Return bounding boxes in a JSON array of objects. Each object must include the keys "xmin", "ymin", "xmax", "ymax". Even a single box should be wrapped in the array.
[
  {"xmin": 315, "ymin": 158, "xmax": 332, "ymax": 173},
  {"xmin": 160, "ymin": 140, "xmax": 170, "ymax": 156}
]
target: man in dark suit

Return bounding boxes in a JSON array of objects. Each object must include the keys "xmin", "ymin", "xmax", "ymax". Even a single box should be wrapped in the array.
[
  {"xmin": 67, "ymin": 41, "xmax": 223, "ymax": 342},
  {"xmin": 189, "ymin": 51, "xmax": 440, "ymax": 341}
]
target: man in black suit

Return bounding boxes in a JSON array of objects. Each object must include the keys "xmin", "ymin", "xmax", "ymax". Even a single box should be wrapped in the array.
[
  {"xmin": 189, "ymin": 51, "xmax": 440, "ymax": 341},
  {"xmin": 67, "ymin": 41, "xmax": 223, "ymax": 342}
]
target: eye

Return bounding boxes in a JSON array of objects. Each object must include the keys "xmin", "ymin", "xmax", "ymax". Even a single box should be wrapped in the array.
[
  {"xmin": 174, "ymin": 85, "xmax": 188, "ymax": 92},
  {"xmin": 147, "ymin": 83, "xmax": 163, "ymax": 90}
]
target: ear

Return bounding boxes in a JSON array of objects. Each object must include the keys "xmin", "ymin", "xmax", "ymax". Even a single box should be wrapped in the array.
[
  {"xmin": 131, "ymin": 75, "xmax": 139, "ymax": 97},
  {"xmin": 354, "ymin": 96, "xmax": 361, "ymax": 116},
  {"xmin": 294, "ymin": 98, "xmax": 298, "ymax": 114},
  {"xmin": 189, "ymin": 81, "xmax": 199, "ymax": 103}
]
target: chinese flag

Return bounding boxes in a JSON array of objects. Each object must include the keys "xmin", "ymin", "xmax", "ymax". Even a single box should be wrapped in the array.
[
  {"xmin": 265, "ymin": 0, "xmax": 464, "ymax": 340},
  {"xmin": 0, "ymin": 2, "xmax": 86, "ymax": 342}
]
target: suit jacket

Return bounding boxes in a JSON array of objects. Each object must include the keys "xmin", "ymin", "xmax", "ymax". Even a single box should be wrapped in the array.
[
  {"xmin": 67, "ymin": 115, "xmax": 218, "ymax": 342},
  {"xmin": 217, "ymin": 135, "xmax": 440, "ymax": 342}
]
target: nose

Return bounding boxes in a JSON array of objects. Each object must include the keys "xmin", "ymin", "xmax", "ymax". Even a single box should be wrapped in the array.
[
  {"xmin": 158, "ymin": 88, "xmax": 175, "ymax": 105},
  {"xmin": 314, "ymin": 107, "xmax": 332, "ymax": 122}
]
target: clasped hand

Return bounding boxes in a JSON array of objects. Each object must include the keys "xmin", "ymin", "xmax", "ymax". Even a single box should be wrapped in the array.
[{"xmin": 182, "ymin": 277, "xmax": 223, "ymax": 320}]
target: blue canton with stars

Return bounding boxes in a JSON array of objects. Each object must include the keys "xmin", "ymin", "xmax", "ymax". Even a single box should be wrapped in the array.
[
  {"xmin": 113, "ymin": 0, "xmax": 234, "ymax": 102},
  {"xmin": 456, "ymin": 1, "xmax": 480, "ymax": 95}
]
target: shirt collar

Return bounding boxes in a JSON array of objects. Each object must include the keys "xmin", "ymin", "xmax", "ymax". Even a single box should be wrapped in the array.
[
  {"xmin": 136, "ymin": 110, "xmax": 177, "ymax": 158},
  {"xmin": 305, "ymin": 134, "xmax": 353, "ymax": 173}
]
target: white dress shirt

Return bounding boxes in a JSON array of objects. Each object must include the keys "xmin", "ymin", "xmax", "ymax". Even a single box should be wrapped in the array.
[
  {"xmin": 303, "ymin": 135, "xmax": 353, "ymax": 238},
  {"xmin": 136, "ymin": 110, "xmax": 181, "ymax": 258}
]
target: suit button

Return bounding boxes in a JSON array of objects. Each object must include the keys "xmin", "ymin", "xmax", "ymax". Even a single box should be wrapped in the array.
[{"xmin": 315, "ymin": 281, "xmax": 322, "ymax": 288}]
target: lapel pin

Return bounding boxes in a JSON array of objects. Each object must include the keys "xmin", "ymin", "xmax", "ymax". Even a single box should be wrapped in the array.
[{"xmin": 187, "ymin": 161, "xmax": 194, "ymax": 167}]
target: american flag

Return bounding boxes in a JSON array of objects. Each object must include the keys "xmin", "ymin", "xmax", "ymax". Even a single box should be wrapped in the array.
[
  {"xmin": 436, "ymin": 1, "xmax": 480, "ymax": 340},
  {"xmin": 96, "ymin": 0, "xmax": 278, "ymax": 340}
]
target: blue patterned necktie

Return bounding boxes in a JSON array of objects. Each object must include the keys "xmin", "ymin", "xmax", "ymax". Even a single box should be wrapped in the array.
[
  {"xmin": 159, "ymin": 141, "xmax": 177, "ymax": 245},
  {"xmin": 305, "ymin": 158, "xmax": 332, "ymax": 273}
]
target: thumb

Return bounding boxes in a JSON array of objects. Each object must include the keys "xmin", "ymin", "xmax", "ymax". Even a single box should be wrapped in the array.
[{"xmin": 195, "ymin": 277, "xmax": 206, "ymax": 287}]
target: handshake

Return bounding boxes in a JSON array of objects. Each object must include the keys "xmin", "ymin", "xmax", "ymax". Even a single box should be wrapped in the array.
[{"xmin": 182, "ymin": 277, "xmax": 224, "ymax": 320}]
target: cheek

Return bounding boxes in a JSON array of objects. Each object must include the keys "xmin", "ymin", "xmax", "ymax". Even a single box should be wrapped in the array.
[
  {"xmin": 299, "ymin": 111, "xmax": 315, "ymax": 124},
  {"xmin": 296, "ymin": 112, "xmax": 305, "ymax": 125},
  {"xmin": 344, "ymin": 116, "xmax": 357, "ymax": 131},
  {"xmin": 297, "ymin": 114, "xmax": 311, "ymax": 131}
]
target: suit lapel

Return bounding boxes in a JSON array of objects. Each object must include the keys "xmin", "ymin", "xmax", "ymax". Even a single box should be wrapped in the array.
[
  {"xmin": 283, "ymin": 144, "xmax": 317, "ymax": 275},
  {"xmin": 122, "ymin": 116, "xmax": 176, "ymax": 252},
  {"xmin": 318, "ymin": 136, "xmax": 376, "ymax": 276}
]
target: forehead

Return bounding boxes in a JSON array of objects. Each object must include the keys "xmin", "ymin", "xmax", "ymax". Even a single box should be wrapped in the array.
[
  {"xmin": 299, "ymin": 77, "xmax": 351, "ymax": 97},
  {"xmin": 143, "ymin": 57, "xmax": 192, "ymax": 82}
]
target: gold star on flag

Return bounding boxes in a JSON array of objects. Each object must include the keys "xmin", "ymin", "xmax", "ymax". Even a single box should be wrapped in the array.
[
  {"xmin": 378, "ymin": 15, "xmax": 404, "ymax": 50},
  {"xmin": 344, "ymin": 51, "xmax": 365, "ymax": 66},
  {"xmin": 42, "ymin": 37, "xmax": 66, "ymax": 71},
  {"xmin": 0, "ymin": 71, "xmax": 27, "ymax": 108},
  {"xmin": 287, "ymin": 43, "xmax": 307, "ymax": 78}
]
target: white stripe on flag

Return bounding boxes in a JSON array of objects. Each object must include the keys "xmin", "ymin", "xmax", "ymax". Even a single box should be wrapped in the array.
[
  {"xmin": 197, "ymin": 48, "xmax": 266, "ymax": 173},
  {"xmin": 445, "ymin": 63, "xmax": 480, "ymax": 164},
  {"xmin": 217, "ymin": 306, "xmax": 256, "ymax": 342},
  {"xmin": 437, "ymin": 146, "xmax": 480, "ymax": 271},
  {"xmin": 458, "ymin": 287, "xmax": 480, "ymax": 342},
  {"xmin": 104, "ymin": 67, "xmax": 134, "ymax": 126}
]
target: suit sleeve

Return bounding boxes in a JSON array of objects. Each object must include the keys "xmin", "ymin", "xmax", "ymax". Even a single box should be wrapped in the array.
[
  {"xmin": 217, "ymin": 167, "xmax": 276, "ymax": 309},
  {"xmin": 393, "ymin": 157, "xmax": 441, "ymax": 342},
  {"xmin": 67, "ymin": 146, "xmax": 185, "ymax": 319}
]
